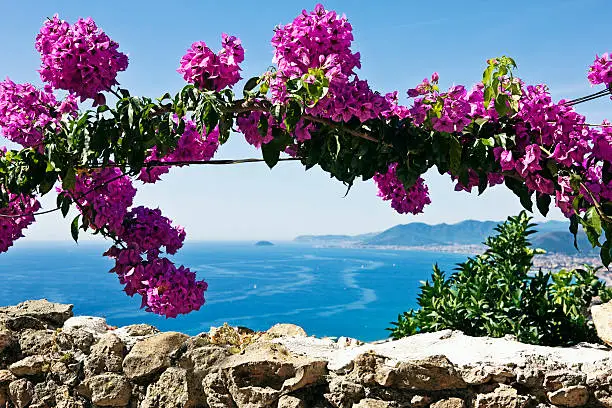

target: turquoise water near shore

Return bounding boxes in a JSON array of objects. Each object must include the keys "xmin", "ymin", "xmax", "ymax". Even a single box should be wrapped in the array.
[{"xmin": 0, "ymin": 242, "xmax": 466, "ymax": 341}]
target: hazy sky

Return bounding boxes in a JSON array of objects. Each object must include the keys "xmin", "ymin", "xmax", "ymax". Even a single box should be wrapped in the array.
[{"xmin": 1, "ymin": 0, "xmax": 611, "ymax": 241}]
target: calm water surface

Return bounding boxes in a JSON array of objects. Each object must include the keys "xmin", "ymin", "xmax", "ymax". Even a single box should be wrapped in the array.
[{"xmin": 0, "ymin": 241, "xmax": 466, "ymax": 341}]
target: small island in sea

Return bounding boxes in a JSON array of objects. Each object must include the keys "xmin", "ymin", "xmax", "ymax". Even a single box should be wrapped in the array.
[{"xmin": 255, "ymin": 240, "xmax": 274, "ymax": 246}]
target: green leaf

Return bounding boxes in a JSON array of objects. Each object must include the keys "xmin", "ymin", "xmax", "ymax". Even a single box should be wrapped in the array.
[
  {"xmin": 483, "ymin": 87, "xmax": 495, "ymax": 108},
  {"xmin": 482, "ymin": 65, "xmax": 494, "ymax": 85},
  {"xmin": 257, "ymin": 113, "xmax": 269, "ymax": 138},
  {"xmin": 536, "ymin": 193, "xmax": 551, "ymax": 217},
  {"xmin": 580, "ymin": 210, "xmax": 602, "ymax": 248},
  {"xmin": 477, "ymin": 174, "xmax": 488, "ymax": 195},
  {"xmin": 601, "ymin": 240, "xmax": 612, "ymax": 268},
  {"xmin": 176, "ymin": 118, "xmax": 186, "ymax": 135},
  {"xmin": 449, "ymin": 136, "xmax": 462, "ymax": 175},
  {"xmin": 243, "ymin": 77, "xmax": 259, "ymax": 95},
  {"xmin": 584, "ymin": 206, "xmax": 603, "ymax": 236},
  {"xmin": 261, "ymin": 142, "xmax": 280, "ymax": 168},
  {"xmin": 62, "ymin": 168, "xmax": 76, "ymax": 191},
  {"xmin": 127, "ymin": 103, "xmax": 135, "ymax": 128},
  {"xmin": 480, "ymin": 137, "xmax": 495, "ymax": 147},
  {"xmin": 570, "ymin": 215, "xmax": 579, "ymax": 250},
  {"xmin": 39, "ymin": 175, "xmax": 55, "ymax": 196},
  {"xmin": 259, "ymin": 82, "xmax": 269, "ymax": 94},
  {"xmin": 504, "ymin": 178, "xmax": 533, "ymax": 212},
  {"xmin": 61, "ymin": 195, "xmax": 72, "ymax": 218},
  {"xmin": 71, "ymin": 215, "xmax": 80, "ymax": 243},
  {"xmin": 284, "ymin": 100, "xmax": 303, "ymax": 131}
]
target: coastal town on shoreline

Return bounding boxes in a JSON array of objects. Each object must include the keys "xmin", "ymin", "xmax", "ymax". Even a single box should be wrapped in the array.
[{"xmin": 308, "ymin": 241, "xmax": 608, "ymax": 281}]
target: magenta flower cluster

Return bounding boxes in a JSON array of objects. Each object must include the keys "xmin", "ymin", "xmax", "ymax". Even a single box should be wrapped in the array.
[
  {"xmin": 35, "ymin": 15, "xmax": 128, "ymax": 100},
  {"xmin": 588, "ymin": 53, "xmax": 612, "ymax": 87},
  {"xmin": 372, "ymin": 163, "xmax": 431, "ymax": 215},
  {"xmin": 65, "ymin": 166, "xmax": 136, "ymax": 234},
  {"xmin": 268, "ymin": 4, "xmax": 389, "ymax": 125},
  {"xmin": 177, "ymin": 34, "xmax": 244, "ymax": 92},
  {"xmin": 139, "ymin": 119, "xmax": 219, "ymax": 183},
  {"xmin": 103, "ymin": 205, "xmax": 207, "ymax": 318},
  {"xmin": 0, "ymin": 148, "xmax": 41, "ymax": 254},
  {"xmin": 0, "ymin": 193, "xmax": 41, "ymax": 253},
  {"xmin": 236, "ymin": 111, "xmax": 275, "ymax": 148},
  {"xmin": 497, "ymin": 83, "xmax": 611, "ymax": 216},
  {"xmin": 65, "ymin": 170, "xmax": 208, "ymax": 317},
  {"xmin": 0, "ymin": 79, "xmax": 77, "ymax": 148},
  {"xmin": 271, "ymin": 4, "xmax": 359, "ymax": 83},
  {"xmin": 118, "ymin": 206, "xmax": 186, "ymax": 258},
  {"xmin": 406, "ymin": 76, "xmax": 497, "ymax": 131},
  {"xmin": 105, "ymin": 247, "xmax": 207, "ymax": 318}
]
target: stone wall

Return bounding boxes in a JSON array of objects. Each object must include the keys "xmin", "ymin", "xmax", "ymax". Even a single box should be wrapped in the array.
[{"xmin": 1, "ymin": 300, "xmax": 612, "ymax": 407}]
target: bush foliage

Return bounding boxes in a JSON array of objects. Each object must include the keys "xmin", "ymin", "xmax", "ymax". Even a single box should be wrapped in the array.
[{"xmin": 390, "ymin": 212, "xmax": 612, "ymax": 346}]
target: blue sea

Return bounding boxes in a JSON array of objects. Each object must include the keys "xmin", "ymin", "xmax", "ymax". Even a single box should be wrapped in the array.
[{"xmin": 0, "ymin": 242, "xmax": 467, "ymax": 341}]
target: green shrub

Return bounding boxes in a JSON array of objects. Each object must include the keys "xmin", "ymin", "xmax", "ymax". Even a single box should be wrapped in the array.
[{"xmin": 389, "ymin": 211, "xmax": 612, "ymax": 346}]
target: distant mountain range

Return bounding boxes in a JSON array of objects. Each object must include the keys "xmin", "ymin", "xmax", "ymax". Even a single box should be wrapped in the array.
[{"xmin": 294, "ymin": 220, "xmax": 597, "ymax": 256}]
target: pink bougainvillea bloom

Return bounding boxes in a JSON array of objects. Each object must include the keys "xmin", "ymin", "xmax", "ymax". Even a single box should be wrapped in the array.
[{"xmin": 35, "ymin": 15, "xmax": 128, "ymax": 100}]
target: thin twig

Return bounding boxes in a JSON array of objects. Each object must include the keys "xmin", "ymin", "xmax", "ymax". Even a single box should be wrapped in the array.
[{"xmin": 580, "ymin": 182, "xmax": 612, "ymax": 225}]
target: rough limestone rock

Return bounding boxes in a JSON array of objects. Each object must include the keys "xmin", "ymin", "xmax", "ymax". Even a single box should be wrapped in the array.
[
  {"xmin": 596, "ymin": 394, "xmax": 612, "ymax": 408},
  {"xmin": 347, "ymin": 353, "xmax": 465, "ymax": 391},
  {"xmin": 393, "ymin": 355, "xmax": 466, "ymax": 390},
  {"xmin": 0, "ymin": 300, "xmax": 73, "ymax": 330},
  {"xmin": 547, "ymin": 385, "xmax": 590, "ymax": 407},
  {"xmin": 592, "ymin": 301, "xmax": 612, "ymax": 346},
  {"xmin": 274, "ymin": 329, "xmax": 611, "ymax": 371},
  {"xmin": 85, "ymin": 332, "xmax": 125, "ymax": 376},
  {"xmin": 353, "ymin": 398, "xmax": 396, "ymax": 407},
  {"xmin": 112, "ymin": 324, "xmax": 160, "ymax": 350},
  {"xmin": 18, "ymin": 329, "xmax": 55, "ymax": 356},
  {"xmin": 431, "ymin": 398, "xmax": 465, "ymax": 408},
  {"xmin": 202, "ymin": 371, "xmax": 236, "ymax": 408},
  {"xmin": 410, "ymin": 395, "xmax": 432, "ymax": 407},
  {"xmin": 32, "ymin": 379, "xmax": 59, "ymax": 407},
  {"xmin": 461, "ymin": 365, "xmax": 515, "ymax": 385},
  {"xmin": 48, "ymin": 361, "xmax": 81, "ymax": 388},
  {"xmin": 336, "ymin": 336, "xmax": 363, "ymax": 348},
  {"xmin": 0, "ymin": 329, "xmax": 20, "ymax": 366},
  {"xmin": 474, "ymin": 384, "xmax": 526, "ymax": 408},
  {"xmin": 543, "ymin": 370, "xmax": 586, "ymax": 392},
  {"xmin": 141, "ymin": 367, "xmax": 199, "ymax": 408},
  {"xmin": 267, "ymin": 323, "xmax": 307, "ymax": 338},
  {"xmin": 9, "ymin": 355, "xmax": 49, "ymax": 377},
  {"xmin": 63, "ymin": 316, "xmax": 108, "ymax": 337},
  {"xmin": 122, "ymin": 332, "xmax": 189, "ymax": 382},
  {"xmin": 218, "ymin": 341, "xmax": 328, "ymax": 408},
  {"xmin": 325, "ymin": 376, "xmax": 365, "ymax": 407},
  {"xmin": 3, "ymin": 301, "xmax": 612, "ymax": 408},
  {"xmin": 277, "ymin": 395, "xmax": 305, "ymax": 408},
  {"xmin": 0, "ymin": 369, "xmax": 16, "ymax": 406},
  {"xmin": 8, "ymin": 378, "xmax": 34, "ymax": 408},
  {"xmin": 83, "ymin": 373, "xmax": 131, "ymax": 407},
  {"xmin": 59, "ymin": 316, "xmax": 109, "ymax": 354}
]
